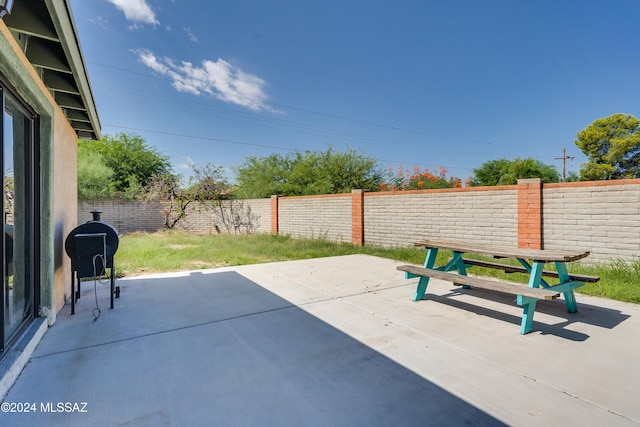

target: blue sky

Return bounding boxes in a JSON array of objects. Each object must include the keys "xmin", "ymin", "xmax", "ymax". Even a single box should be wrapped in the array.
[{"xmin": 69, "ymin": 0, "xmax": 640, "ymax": 183}]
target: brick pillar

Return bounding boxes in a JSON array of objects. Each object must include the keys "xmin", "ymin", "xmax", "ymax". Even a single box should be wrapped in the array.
[
  {"xmin": 517, "ymin": 178, "xmax": 543, "ymax": 249},
  {"xmin": 352, "ymin": 189, "xmax": 364, "ymax": 246},
  {"xmin": 271, "ymin": 195, "xmax": 279, "ymax": 234}
]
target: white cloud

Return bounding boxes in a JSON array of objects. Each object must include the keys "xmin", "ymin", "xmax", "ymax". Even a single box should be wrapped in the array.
[
  {"xmin": 106, "ymin": 0, "xmax": 159, "ymax": 26},
  {"xmin": 89, "ymin": 16, "xmax": 109, "ymax": 30},
  {"xmin": 134, "ymin": 49, "xmax": 274, "ymax": 112},
  {"xmin": 179, "ymin": 157, "xmax": 195, "ymax": 170},
  {"xmin": 184, "ymin": 27, "xmax": 198, "ymax": 43}
]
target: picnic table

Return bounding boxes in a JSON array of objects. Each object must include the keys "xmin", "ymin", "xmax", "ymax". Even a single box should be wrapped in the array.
[{"xmin": 397, "ymin": 239, "xmax": 599, "ymax": 334}]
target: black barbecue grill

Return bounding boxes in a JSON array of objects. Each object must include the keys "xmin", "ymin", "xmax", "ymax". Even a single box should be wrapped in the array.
[{"xmin": 64, "ymin": 210, "xmax": 120, "ymax": 314}]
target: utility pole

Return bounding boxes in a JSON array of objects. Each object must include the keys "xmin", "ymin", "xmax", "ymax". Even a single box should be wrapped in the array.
[{"xmin": 555, "ymin": 148, "xmax": 575, "ymax": 181}]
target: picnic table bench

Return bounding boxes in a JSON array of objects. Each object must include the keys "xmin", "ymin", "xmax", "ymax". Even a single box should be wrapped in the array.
[{"xmin": 397, "ymin": 239, "xmax": 599, "ymax": 334}]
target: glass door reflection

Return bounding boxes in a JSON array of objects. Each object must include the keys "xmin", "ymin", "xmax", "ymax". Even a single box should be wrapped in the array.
[{"xmin": 2, "ymin": 91, "xmax": 34, "ymax": 350}]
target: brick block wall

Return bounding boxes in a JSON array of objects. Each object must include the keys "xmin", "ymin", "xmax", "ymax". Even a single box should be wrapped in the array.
[
  {"xmin": 174, "ymin": 199, "xmax": 272, "ymax": 234},
  {"xmin": 80, "ymin": 178, "xmax": 640, "ymax": 263},
  {"xmin": 352, "ymin": 190, "xmax": 364, "ymax": 246},
  {"xmin": 78, "ymin": 200, "xmax": 166, "ymax": 233},
  {"xmin": 543, "ymin": 180, "xmax": 640, "ymax": 261},
  {"xmin": 517, "ymin": 178, "xmax": 543, "ymax": 249},
  {"xmin": 363, "ymin": 187, "xmax": 518, "ymax": 248},
  {"xmin": 278, "ymin": 194, "xmax": 352, "ymax": 242},
  {"xmin": 79, "ymin": 199, "xmax": 271, "ymax": 234}
]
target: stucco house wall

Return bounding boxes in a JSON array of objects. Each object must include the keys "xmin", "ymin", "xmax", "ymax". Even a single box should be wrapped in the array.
[{"xmin": 0, "ymin": 22, "xmax": 78, "ymax": 321}]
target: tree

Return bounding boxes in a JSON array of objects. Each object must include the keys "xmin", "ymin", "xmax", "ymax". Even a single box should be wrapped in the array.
[
  {"xmin": 77, "ymin": 144, "xmax": 115, "ymax": 199},
  {"xmin": 565, "ymin": 171, "xmax": 581, "ymax": 182},
  {"xmin": 234, "ymin": 147, "xmax": 384, "ymax": 198},
  {"xmin": 575, "ymin": 113, "xmax": 640, "ymax": 180},
  {"xmin": 4, "ymin": 175, "xmax": 13, "ymax": 217},
  {"xmin": 233, "ymin": 153, "xmax": 291, "ymax": 199},
  {"xmin": 145, "ymin": 163, "xmax": 230, "ymax": 229},
  {"xmin": 470, "ymin": 157, "xmax": 560, "ymax": 186},
  {"xmin": 78, "ymin": 133, "xmax": 172, "ymax": 193}
]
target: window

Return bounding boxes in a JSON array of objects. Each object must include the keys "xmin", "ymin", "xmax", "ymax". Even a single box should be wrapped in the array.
[{"xmin": 1, "ymin": 83, "xmax": 40, "ymax": 353}]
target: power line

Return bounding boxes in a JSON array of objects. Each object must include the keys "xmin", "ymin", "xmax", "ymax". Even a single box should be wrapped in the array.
[
  {"xmin": 93, "ymin": 82, "xmax": 505, "ymax": 159},
  {"xmin": 101, "ymin": 123, "xmax": 478, "ymax": 174},
  {"xmin": 102, "ymin": 124, "xmax": 296, "ymax": 152},
  {"xmin": 92, "ymin": 76, "xmax": 556, "ymax": 168},
  {"xmin": 88, "ymin": 61, "xmax": 545, "ymax": 151},
  {"xmin": 89, "ymin": 62, "xmax": 559, "ymax": 177}
]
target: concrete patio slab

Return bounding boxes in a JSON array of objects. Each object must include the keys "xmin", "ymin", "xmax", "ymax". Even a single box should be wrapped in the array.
[{"xmin": 1, "ymin": 254, "xmax": 639, "ymax": 426}]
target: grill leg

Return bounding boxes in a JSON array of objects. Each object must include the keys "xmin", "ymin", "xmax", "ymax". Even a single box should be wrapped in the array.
[
  {"xmin": 110, "ymin": 268, "xmax": 115, "ymax": 309},
  {"xmin": 71, "ymin": 272, "xmax": 76, "ymax": 315}
]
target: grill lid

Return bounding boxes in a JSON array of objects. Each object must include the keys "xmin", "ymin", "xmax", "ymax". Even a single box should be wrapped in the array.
[{"xmin": 65, "ymin": 211, "xmax": 119, "ymax": 262}]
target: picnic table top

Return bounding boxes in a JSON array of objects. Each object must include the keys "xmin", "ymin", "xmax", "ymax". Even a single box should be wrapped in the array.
[{"xmin": 412, "ymin": 239, "xmax": 591, "ymax": 263}]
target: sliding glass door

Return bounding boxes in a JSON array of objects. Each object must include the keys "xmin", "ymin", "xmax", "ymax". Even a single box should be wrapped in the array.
[{"xmin": 1, "ymin": 84, "xmax": 39, "ymax": 353}]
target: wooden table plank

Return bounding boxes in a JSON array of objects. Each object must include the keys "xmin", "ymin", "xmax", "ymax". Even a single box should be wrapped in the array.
[
  {"xmin": 462, "ymin": 258, "xmax": 600, "ymax": 282},
  {"xmin": 398, "ymin": 265, "xmax": 560, "ymax": 300},
  {"xmin": 412, "ymin": 239, "xmax": 590, "ymax": 262}
]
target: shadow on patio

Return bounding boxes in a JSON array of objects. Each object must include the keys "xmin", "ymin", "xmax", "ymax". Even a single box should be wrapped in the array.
[{"xmin": 2, "ymin": 267, "xmax": 503, "ymax": 426}]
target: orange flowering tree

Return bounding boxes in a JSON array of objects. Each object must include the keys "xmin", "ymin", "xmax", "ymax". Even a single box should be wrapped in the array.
[{"xmin": 381, "ymin": 165, "xmax": 464, "ymax": 190}]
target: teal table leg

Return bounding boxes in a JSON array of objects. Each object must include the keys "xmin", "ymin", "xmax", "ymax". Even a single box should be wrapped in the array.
[
  {"xmin": 412, "ymin": 276, "xmax": 429, "ymax": 301},
  {"xmin": 517, "ymin": 295, "xmax": 538, "ymax": 334},
  {"xmin": 412, "ymin": 248, "xmax": 438, "ymax": 301},
  {"xmin": 452, "ymin": 251, "xmax": 470, "ymax": 288},
  {"xmin": 517, "ymin": 258, "xmax": 550, "ymax": 288},
  {"xmin": 564, "ymin": 291, "xmax": 578, "ymax": 313},
  {"xmin": 527, "ymin": 261, "xmax": 545, "ymax": 288},
  {"xmin": 556, "ymin": 262, "xmax": 578, "ymax": 313},
  {"xmin": 517, "ymin": 261, "xmax": 545, "ymax": 334}
]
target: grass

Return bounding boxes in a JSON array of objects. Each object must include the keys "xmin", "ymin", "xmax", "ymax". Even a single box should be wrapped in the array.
[
  {"xmin": 116, "ymin": 231, "xmax": 425, "ymax": 275},
  {"xmin": 114, "ymin": 231, "xmax": 640, "ymax": 304}
]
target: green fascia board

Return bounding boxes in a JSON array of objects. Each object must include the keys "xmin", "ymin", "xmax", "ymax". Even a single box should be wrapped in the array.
[{"xmin": 44, "ymin": 0, "xmax": 100, "ymax": 139}]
